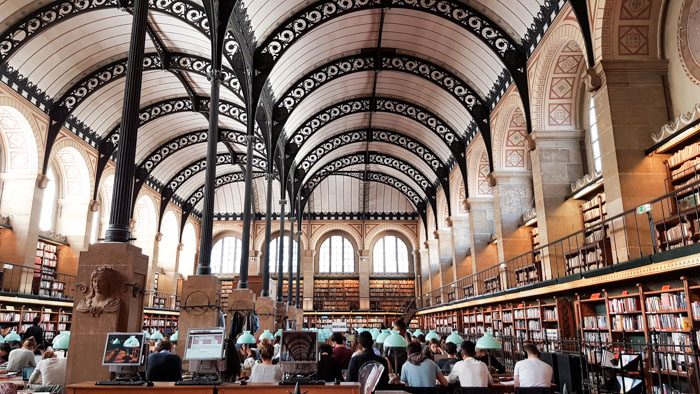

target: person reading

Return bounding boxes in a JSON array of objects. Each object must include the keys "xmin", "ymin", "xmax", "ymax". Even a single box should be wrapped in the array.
[
  {"xmin": 7, "ymin": 338, "xmax": 36, "ymax": 372},
  {"xmin": 28, "ymin": 350, "xmax": 66, "ymax": 389},
  {"xmin": 331, "ymin": 332, "xmax": 353, "ymax": 369},
  {"xmin": 514, "ymin": 344, "xmax": 553, "ymax": 388},
  {"xmin": 347, "ymin": 331, "xmax": 390, "ymax": 388},
  {"xmin": 249, "ymin": 344, "xmax": 282, "ymax": 383},
  {"xmin": 436, "ymin": 342, "xmax": 459, "ymax": 374},
  {"xmin": 447, "ymin": 341, "xmax": 491, "ymax": 388},
  {"xmin": 399, "ymin": 342, "xmax": 448, "ymax": 392},
  {"xmin": 146, "ymin": 339, "xmax": 182, "ymax": 382}
]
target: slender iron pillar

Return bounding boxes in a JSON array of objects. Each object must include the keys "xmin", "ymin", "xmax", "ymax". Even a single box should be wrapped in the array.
[
  {"xmin": 104, "ymin": 0, "xmax": 149, "ymax": 243},
  {"xmin": 260, "ymin": 172, "xmax": 274, "ymax": 296},
  {"xmin": 295, "ymin": 212, "xmax": 302, "ymax": 308},
  {"xmin": 238, "ymin": 133, "xmax": 256, "ymax": 288},
  {"xmin": 195, "ymin": 69, "xmax": 221, "ymax": 275},
  {"xmin": 287, "ymin": 215, "xmax": 295, "ymax": 305},
  {"xmin": 276, "ymin": 199, "xmax": 287, "ymax": 302}
]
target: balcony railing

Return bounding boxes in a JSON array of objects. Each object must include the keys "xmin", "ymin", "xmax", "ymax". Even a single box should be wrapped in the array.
[{"xmin": 424, "ymin": 180, "xmax": 700, "ymax": 308}]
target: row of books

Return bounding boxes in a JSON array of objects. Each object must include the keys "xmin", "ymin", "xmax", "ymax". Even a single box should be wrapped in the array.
[
  {"xmin": 660, "ymin": 222, "xmax": 691, "ymax": 243},
  {"xmin": 646, "ymin": 314, "xmax": 690, "ymax": 331},
  {"xmin": 645, "ymin": 292, "xmax": 687, "ymax": 312},
  {"xmin": 582, "ymin": 193, "xmax": 606, "ymax": 211},
  {"xmin": 583, "ymin": 315, "xmax": 608, "ymax": 330},
  {"xmin": 36, "ymin": 242, "xmax": 57, "ymax": 253},
  {"xmin": 543, "ymin": 309, "xmax": 557, "ymax": 320},
  {"xmin": 609, "ymin": 297, "xmax": 640, "ymax": 313},
  {"xmin": 611, "ymin": 315, "xmax": 643, "ymax": 331}
]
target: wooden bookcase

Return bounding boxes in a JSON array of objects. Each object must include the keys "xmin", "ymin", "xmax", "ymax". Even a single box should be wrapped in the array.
[
  {"xmin": 34, "ymin": 240, "xmax": 65, "ymax": 298},
  {"xmin": 565, "ymin": 193, "xmax": 612, "ymax": 275},
  {"xmin": 303, "ymin": 312, "xmax": 406, "ymax": 331},
  {"xmin": 0, "ymin": 300, "xmax": 72, "ymax": 342},
  {"xmin": 313, "ymin": 278, "xmax": 359, "ymax": 311},
  {"xmin": 143, "ymin": 309, "xmax": 179, "ymax": 335},
  {"xmin": 422, "ymin": 310, "xmax": 460, "ymax": 336},
  {"xmin": 515, "ymin": 225, "xmax": 543, "ymax": 287},
  {"xmin": 369, "ymin": 278, "xmax": 414, "ymax": 311}
]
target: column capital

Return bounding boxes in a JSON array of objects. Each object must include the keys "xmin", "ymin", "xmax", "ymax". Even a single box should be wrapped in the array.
[
  {"xmin": 423, "ymin": 241, "xmax": 430, "ymax": 249},
  {"xmin": 177, "ymin": 242, "xmax": 184, "ymax": 251},
  {"xmin": 36, "ymin": 173, "xmax": 49, "ymax": 189},
  {"xmin": 303, "ymin": 249, "xmax": 315, "ymax": 258},
  {"xmin": 432, "ymin": 231, "xmax": 440, "ymax": 239},
  {"xmin": 491, "ymin": 171, "xmax": 532, "ymax": 182},
  {"xmin": 207, "ymin": 68, "xmax": 224, "ymax": 82},
  {"xmin": 155, "ymin": 232, "xmax": 163, "ymax": 242},
  {"xmin": 89, "ymin": 199, "xmax": 100, "ymax": 212},
  {"xmin": 279, "ymin": 199, "xmax": 287, "ymax": 206},
  {"xmin": 447, "ymin": 215, "xmax": 468, "ymax": 227},
  {"xmin": 530, "ymin": 129, "xmax": 583, "ymax": 143},
  {"xmin": 486, "ymin": 172, "xmax": 497, "ymax": 187}
]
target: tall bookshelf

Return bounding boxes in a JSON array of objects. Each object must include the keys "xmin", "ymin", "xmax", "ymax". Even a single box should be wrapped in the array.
[
  {"xmin": 313, "ymin": 278, "xmax": 359, "ymax": 311},
  {"xmin": 303, "ymin": 312, "xmax": 405, "ymax": 331},
  {"xmin": 515, "ymin": 225, "xmax": 543, "ymax": 287},
  {"xmin": 565, "ymin": 193, "xmax": 612, "ymax": 275},
  {"xmin": 34, "ymin": 240, "xmax": 65, "ymax": 298},
  {"xmin": 0, "ymin": 302, "xmax": 72, "ymax": 342},
  {"xmin": 369, "ymin": 278, "xmax": 414, "ymax": 311},
  {"xmin": 143, "ymin": 310, "xmax": 178, "ymax": 335}
]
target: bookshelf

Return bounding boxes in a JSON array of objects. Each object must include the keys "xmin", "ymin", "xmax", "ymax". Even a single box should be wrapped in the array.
[
  {"xmin": 515, "ymin": 225, "xmax": 543, "ymax": 287},
  {"xmin": 34, "ymin": 240, "xmax": 65, "ymax": 298},
  {"xmin": 565, "ymin": 193, "xmax": 612, "ymax": 275},
  {"xmin": 143, "ymin": 309, "xmax": 178, "ymax": 335},
  {"xmin": 0, "ymin": 301, "xmax": 72, "ymax": 342},
  {"xmin": 313, "ymin": 278, "xmax": 359, "ymax": 311},
  {"xmin": 423, "ymin": 310, "xmax": 460, "ymax": 336},
  {"xmin": 369, "ymin": 278, "xmax": 414, "ymax": 311},
  {"xmin": 303, "ymin": 312, "xmax": 407, "ymax": 331}
]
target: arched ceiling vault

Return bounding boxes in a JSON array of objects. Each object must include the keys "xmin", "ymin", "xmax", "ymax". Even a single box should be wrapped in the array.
[{"xmin": 0, "ymin": 0, "xmax": 565, "ymax": 222}]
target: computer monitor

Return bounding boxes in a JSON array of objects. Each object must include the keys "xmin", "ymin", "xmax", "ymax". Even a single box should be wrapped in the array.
[
  {"xmin": 279, "ymin": 331, "xmax": 318, "ymax": 364},
  {"xmin": 102, "ymin": 332, "xmax": 145, "ymax": 366},
  {"xmin": 184, "ymin": 328, "xmax": 226, "ymax": 361}
]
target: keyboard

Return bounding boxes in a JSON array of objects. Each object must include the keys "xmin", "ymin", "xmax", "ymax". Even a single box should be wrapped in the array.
[
  {"xmin": 95, "ymin": 380, "xmax": 145, "ymax": 386},
  {"xmin": 175, "ymin": 379, "xmax": 223, "ymax": 386},
  {"xmin": 279, "ymin": 379, "xmax": 327, "ymax": 386}
]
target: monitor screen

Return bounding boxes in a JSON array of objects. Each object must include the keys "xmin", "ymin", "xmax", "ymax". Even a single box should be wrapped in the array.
[
  {"xmin": 279, "ymin": 331, "xmax": 317, "ymax": 364},
  {"xmin": 184, "ymin": 328, "xmax": 226, "ymax": 361},
  {"xmin": 102, "ymin": 333, "xmax": 145, "ymax": 366}
]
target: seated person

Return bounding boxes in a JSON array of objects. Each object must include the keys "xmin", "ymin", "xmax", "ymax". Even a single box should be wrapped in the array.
[
  {"xmin": 317, "ymin": 343, "xmax": 342, "ymax": 382},
  {"xmin": 249, "ymin": 344, "xmax": 282, "ymax": 383},
  {"xmin": 476, "ymin": 347, "xmax": 506, "ymax": 374},
  {"xmin": 514, "ymin": 344, "xmax": 553, "ymax": 388},
  {"xmin": 436, "ymin": 342, "xmax": 459, "ymax": 374},
  {"xmin": 347, "ymin": 331, "xmax": 390, "ymax": 388},
  {"xmin": 0, "ymin": 344, "xmax": 11, "ymax": 364},
  {"xmin": 242, "ymin": 346, "xmax": 257, "ymax": 370},
  {"xmin": 399, "ymin": 342, "xmax": 448, "ymax": 390},
  {"xmin": 423, "ymin": 338, "xmax": 444, "ymax": 360},
  {"xmin": 7, "ymin": 338, "xmax": 36, "ymax": 372},
  {"xmin": 331, "ymin": 333, "xmax": 353, "ymax": 370},
  {"xmin": 146, "ymin": 339, "xmax": 182, "ymax": 382},
  {"xmin": 447, "ymin": 341, "xmax": 491, "ymax": 388},
  {"xmin": 28, "ymin": 350, "xmax": 66, "ymax": 388}
]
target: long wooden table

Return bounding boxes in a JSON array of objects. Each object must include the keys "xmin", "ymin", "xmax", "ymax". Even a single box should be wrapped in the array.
[{"xmin": 66, "ymin": 381, "xmax": 361, "ymax": 394}]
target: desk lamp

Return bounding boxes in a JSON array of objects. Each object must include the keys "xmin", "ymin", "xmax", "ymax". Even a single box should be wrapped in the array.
[
  {"xmin": 275, "ymin": 329, "xmax": 283, "ymax": 339},
  {"xmin": 411, "ymin": 329, "xmax": 424, "ymax": 339},
  {"xmin": 446, "ymin": 331, "xmax": 464, "ymax": 345},
  {"xmin": 370, "ymin": 328, "xmax": 380, "ymax": 340},
  {"xmin": 237, "ymin": 330, "xmax": 256, "ymax": 346},
  {"xmin": 376, "ymin": 329, "xmax": 390, "ymax": 350},
  {"xmin": 150, "ymin": 330, "xmax": 164, "ymax": 342},
  {"xmin": 384, "ymin": 331, "xmax": 408, "ymax": 375},
  {"xmin": 52, "ymin": 331, "xmax": 70, "ymax": 356},
  {"xmin": 169, "ymin": 330, "xmax": 178, "ymax": 343},
  {"xmin": 0, "ymin": 334, "xmax": 4, "ymax": 344},
  {"xmin": 4, "ymin": 331, "xmax": 20, "ymax": 344},
  {"xmin": 259, "ymin": 329, "xmax": 274, "ymax": 342},
  {"xmin": 476, "ymin": 332, "xmax": 501, "ymax": 370},
  {"xmin": 425, "ymin": 330, "xmax": 440, "ymax": 342},
  {"xmin": 142, "ymin": 330, "xmax": 150, "ymax": 341}
]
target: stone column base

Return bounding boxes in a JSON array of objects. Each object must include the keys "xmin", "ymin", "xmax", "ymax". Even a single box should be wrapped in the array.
[
  {"xmin": 176, "ymin": 275, "xmax": 222, "ymax": 361},
  {"xmin": 255, "ymin": 296, "xmax": 276, "ymax": 337}
]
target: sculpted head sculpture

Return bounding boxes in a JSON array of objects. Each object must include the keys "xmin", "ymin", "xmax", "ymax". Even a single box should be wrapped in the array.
[{"xmin": 77, "ymin": 266, "xmax": 121, "ymax": 317}]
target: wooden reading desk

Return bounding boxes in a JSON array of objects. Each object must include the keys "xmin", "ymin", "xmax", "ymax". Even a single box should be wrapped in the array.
[{"xmin": 66, "ymin": 381, "xmax": 361, "ymax": 394}]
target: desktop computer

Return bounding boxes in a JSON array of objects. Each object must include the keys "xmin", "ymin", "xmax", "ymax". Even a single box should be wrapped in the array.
[
  {"xmin": 177, "ymin": 327, "xmax": 226, "ymax": 386},
  {"xmin": 278, "ymin": 331, "xmax": 325, "ymax": 385},
  {"xmin": 95, "ymin": 332, "xmax": 147, "ymax": 386}
]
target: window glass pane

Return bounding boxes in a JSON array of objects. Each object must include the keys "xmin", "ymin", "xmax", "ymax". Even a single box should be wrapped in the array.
[
  {"xmin": 373, "ymin": 239, "xmax": 384, "ymax": 273},
  {"xmin": 386, "ymin": 236, "xmax": 398, "ymax": 273},
  {"xmin": 210, "ymin": 237, "xmax": 241, "ymax": 274},
  {"xmin": 211, "ymin": 240, "xmax": 223, "ymax": 274},
  {"xmin": 270, "ymin": 236, "xmax": 298, "ymax": 274},
  {"xmin": 397, "ymin": 239, "xmax": 409, "ymax": 273},
  {"xmin": 319, "ymin": 239, "xmax": 330, "ymax": 273},
  {"xmin": 343, "ymin": 238, "xmax": 354, "ymax": 273},
  {"xmin": 331, "ymin": 236, "xmax": 342, "ymax": 272}
]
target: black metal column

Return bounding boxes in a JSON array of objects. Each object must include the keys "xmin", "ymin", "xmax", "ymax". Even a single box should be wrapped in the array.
[
  {"xmin": 195, "ymin": 70, "xmax": 221, "ymax": 275},
  {"xmin": 260, "ymin": 172, "xmax": 274, "ymax": 297},
  {"xmin": 287, "ymin": 215, "xmax": 295, "ymax": 305},
  {"xmin": 295, "ymin": 210, "xmax": 302, "ymax": 308},
  {"xmin": 276, "ymin": 199, "xmax": 286, "ymax": 302},
  {"xmin": 238, "ymin": 132, "xmax": 255, "ymax": 288},
  {"xmin": 104, "ymin": 0, "xmax": 149, "ymax": 243}
]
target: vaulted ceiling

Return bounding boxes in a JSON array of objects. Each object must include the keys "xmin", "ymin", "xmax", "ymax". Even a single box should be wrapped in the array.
[{"xmin": 0, "ymin": 0, "xmax": 561, "ymax": 224}]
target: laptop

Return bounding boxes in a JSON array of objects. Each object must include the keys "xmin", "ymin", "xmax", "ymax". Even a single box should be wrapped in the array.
[{"xmin": 22, "ymin": 367, "xmax": 35, "ymax": 382}]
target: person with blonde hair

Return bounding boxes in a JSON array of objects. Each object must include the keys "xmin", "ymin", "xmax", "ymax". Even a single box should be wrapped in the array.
[
  {"xmin": 29, "ymin": 350, "xmax": 66, "ymax": 388},
  {"xmin": 7, "ymin": 338, "xmax": 36, "ymax": 372}
]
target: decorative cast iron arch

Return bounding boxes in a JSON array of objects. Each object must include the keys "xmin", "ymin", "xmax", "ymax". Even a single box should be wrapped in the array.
[
  {"xmin": 270, "ymin": 51, "xmax": 491, "ymax": 147},
  {"xmin": 181, "ymin": 171, "xmax": 266, "ymax": 223}
]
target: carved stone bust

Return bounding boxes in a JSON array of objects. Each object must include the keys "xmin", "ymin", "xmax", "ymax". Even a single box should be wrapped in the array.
[{"xmin": 77, "ymin": 266, "xmax": 121, "ymax": 317}]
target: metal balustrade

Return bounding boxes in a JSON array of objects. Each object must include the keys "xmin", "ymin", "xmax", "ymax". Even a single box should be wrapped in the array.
[{"xmin": 423, "ymin": 180, "xmax": 700, "ymax": 309}]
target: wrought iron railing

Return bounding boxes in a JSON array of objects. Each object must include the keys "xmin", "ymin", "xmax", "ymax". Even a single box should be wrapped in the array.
[
  {"xmin": 0, "ymin": 262, "xmax": 76, "ymax": 300},
  {"xmin": 425, "ymin": 180, "xmax": 700, "ymax": 308}
]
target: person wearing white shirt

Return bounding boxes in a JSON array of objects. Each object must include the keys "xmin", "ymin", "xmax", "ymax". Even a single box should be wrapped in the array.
[
  {"xmin": 447, "ymin": 341, "xmax": 491, "ymax": 388},
  {"xmin": 249, "ymin": 344, "xmax": 282, "ymax": 383},
  {"xmin": 29, "ymin": 350, "xmax": 66, "ymax": 388},
  {"xmin": 514, "ymin": 344, "xmax": 553, "ymax": 388}
]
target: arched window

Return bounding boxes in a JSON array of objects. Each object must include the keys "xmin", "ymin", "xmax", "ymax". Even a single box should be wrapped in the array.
[
  {"xmin": 373, "ymin": 235, "xmax": 410, "ymax": 273},
  {"xmin": 39, "ymin": 166, "xmax": 57, "ymax": 231},
  {"xmin": 269, "ymin": 235, "xmax": 298, "ymax": 273},
  {"xmin": 588, "ymin": 97, "xmax": 602, "ymax": 173},
  {"xmin": 211, "ymin": 236, "xmax": 242, "ymax": 275},
  {"xmin": 179, "ymin": 223, "xmax": 197, "ymax": 277},
  {"xmin": 318, "ymin": 235, "xmax": 355, "ymax": 274}
]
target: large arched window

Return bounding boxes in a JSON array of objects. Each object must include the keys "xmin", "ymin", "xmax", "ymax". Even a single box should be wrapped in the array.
[
  {"xmin": 39, "ymin": 166, "xmax": 57, "ymax": 231},
  {"xmin": 211, "ymin": 236, "xmax": 242, "ymax": 275},
  {"xmin": 587, "ymin": 96, "xmax": 602, "ymax": 173},
  {"xmin": 179, "ymin": 223, "xmax": 197, "ymax": 277},
  {"xmin": 373, "ymin": 235, "xmax": 410, "ymax": 273},
  {"xmin": 269, "ymin": 235, "xmax": 298, "ymax": 274},
  {"xmin": 318, "ymin": 235, "xmax": 355, "ymax": 274}
]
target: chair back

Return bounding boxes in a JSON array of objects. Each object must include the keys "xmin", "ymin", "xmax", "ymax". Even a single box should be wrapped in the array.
[
  {"xmin": 515, "ymin": 388, "xmax": 552, "ymax": 394},
  {"xmin": 358, "ymin": 360, "xmax": 385, "ymax": 394},
  {"xmin": 453, "ymin": 388, "xmax": 488, "ymax": 394}
]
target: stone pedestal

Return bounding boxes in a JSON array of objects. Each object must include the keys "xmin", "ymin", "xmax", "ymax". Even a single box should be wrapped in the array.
[
  {"xmin": 65, "ymin": 243, "xmax": 149, "ymax": 385},
  {"xmin": 302, "ymin": 250, "xmax": 314, "ymax": 311},
  {"xmin": 176, "ymin": 275, "xmax": 222, "ymax": 360},
  {"xmin": 448, "ymin": 216, "xmax": 470, "ymax": 281},
  {"xmin": 467, "ymin": 197, "xmax": 498, "ymax": 273},
  {"xmin": 492, "ymin": 172, "xmax": 534, "ymax": 263},
  {"xmin": 254, "ymin": 296, "xmax": 276, "ymax": 337}
]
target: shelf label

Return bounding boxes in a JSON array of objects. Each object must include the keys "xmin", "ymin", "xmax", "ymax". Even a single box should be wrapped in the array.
[
  {"xmin": 661, "ymin": 285, "xmax": 671, "ymax": 291},
  {"xmin": 621, "ymin": 290, "xmax": 628, "ymax": 296},
  {"xmin": 590, "ymin": 293, "xmax": 601, "ymax": 300},
  {"xmin": 636, "ymin": 203, "xmax": 652, "ymax": 215}
]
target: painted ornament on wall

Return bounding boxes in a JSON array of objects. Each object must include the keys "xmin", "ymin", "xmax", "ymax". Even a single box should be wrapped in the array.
[{"xmin": 679, "ymin": 0, "xmax": 700, "ymax": 85}]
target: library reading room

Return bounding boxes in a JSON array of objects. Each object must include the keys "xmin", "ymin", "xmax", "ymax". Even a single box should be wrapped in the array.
[{"xmin": 0, "ymin": 0, "xmax": 698, "ymax": 393}]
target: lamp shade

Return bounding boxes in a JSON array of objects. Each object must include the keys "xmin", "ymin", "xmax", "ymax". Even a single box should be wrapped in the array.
[
  {"xmin": 124, "ymin": 335, "xmax": 141, "ymax": 348},
  {"xmin": 411, "ymin": 329, "xmax": 424, "ymax": 338},
  {"xmin": 370, "ymin": 328, "xmax": 380, "ymax": 340},
  {"xmin": 383, "ymin": 331, "xmax": 408, "ymax": 348},
  {"xmin": 446, "ymin": 331, "xmax": 464, "ymax": 345},
  {"xmin": 275, "ymin": 329, "xmax": 283, "ymax": 338},
  {"xmin": 5, "ymin": 331, "xmax": 21, "ymax": 343},
  {"xmin": 0, "ymin": 334, "xmax": 4, "ymax": 344},
  {"xmin": 476, "ymin": 332, "xmax": 501, "ymax": 350},
  {"xmin": 259, "ymin": 329, "xmax": 274, "ymax": 342},
  {"xmin": 169, "ymin": 331, "xmax": 178, "ymax": 343},
  {"xmin": 236, "ymin": 331, "xmax": 256, "ymax": 345},
  {"xmin": 316, "ymin": 331, "xmax": 326, "ymax": 343},
  {"xmin": 150, "ymin": 330, "xmax": 164, "ymax": 341},
  {"xmin": 425, "ymin": 330, "xmax": 440, "ymax": 342},
  {"xmin": 376, "ymin": 330, "xmax": 390, "ymax": 344},
  {"xmin": 142, "ymin": 330, "xmax": 151, "ymax": 340},
  {"xmin": 52, "ymin": 331, "xmax": 70, "ymax": 350}
]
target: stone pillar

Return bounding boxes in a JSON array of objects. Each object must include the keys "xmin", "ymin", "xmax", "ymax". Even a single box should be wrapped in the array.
[
  {"xmin": 65, "ymin": 243, "xmax": 148, "ymax": 384},
  {"xmin": 447, "ymin": 216, "xmax": 470, "ymax": 281},
  {"xmin": 255, "ymin": 296, "xmax": 276, "ymax": 337},
  {"xmin": 435, "ymin": 229, "xmax": 454, "ymax": 295},
  {"xmin": 492, "ymin": 172, "xmax": 534, "ymax": 262},
  {"xmin": 176, "ymin": 275, "xmax": 224, "ymax": 361},
  {"xmin": 466, "ymin": 197, "xmax": 497, "ymax": 273},
  {"xmin": 301, "ymin": 249, "xmax": 314, "ymax": 311},
  {"xmin": 173, "ymin": 242, "xmax": 183, "ymax": 293},
  {"xmin": 419, "ymin": 248, "xmax": 431, "ymax": 306},
  {"xmin": 530, "ymin": 130, "xmax": 585, "ymax": 278},
  {"xmin": 427, "ymin": 239, "xmax": 442, "ymax": 302},
  {"xmin": 83, "ymin": 199, "xmax": 100, "ymax": 247},
  {"xmin": 358, "ymin": 249, "xmax": 370, "ymax": 310},
  {"xmin": 0, "ymin": 173, "xmax": 44, "ymax": 266},
  {"xmin": 412, "ymin": 249, "xmax": 423, "ymax": 307},
  {"xmin": 594, "ymin": 60, "xmax": 669, "ymax": 260}
]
